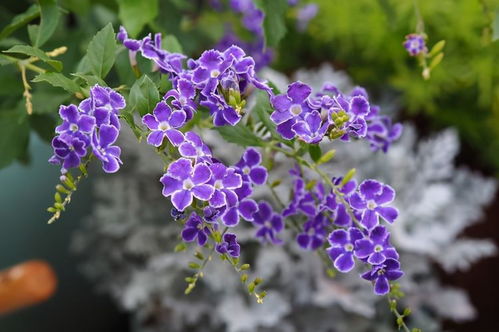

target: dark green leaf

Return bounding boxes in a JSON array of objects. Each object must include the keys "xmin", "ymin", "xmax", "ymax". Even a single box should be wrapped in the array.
[
  {"xmin": 71, "ymin": 73, "xmax": 106, "ymax": 87},
  {"xmin": 86, "ymin": 23, "xmax": 117, "ymax": 78},
  {"xmin": 252, "ymin": 90, "xmax": 278, "ymax": 136},
  {"xmin": 117, "ymin": 0, "xmax": 159, "ymax": 37},
  {"xmin": 31, "ymin": 89, "xmax": 68, "ymax": 114},
  {"xmin": 128, "ymin": 75, "xmax": 160, "ymax": 116},
  {"xmin": 0, "ymin": 5, "xmax": 40, "ymax": 41},
  {"xmin": 0, "ymin": 111, "xmax": 30, "ymax": 169},
  {"xmin": 36, "ymin": 0, "xmax": 61, "ymax": 47},
  {"xmin": 214, "ymin": 123, "xmax": 264, "ymax": 147},
  {"xmin": 4, "ymin": 44, "xmax": 62, "ymax": 71},
  {"xmin": 308, "ymin": 144, "xmax": 321, "ymax": 162},
  {"xmin": 32, "ymin": 72, "xmax": 81, "ymax": 94},
  {"xmin": 29, "ymin": 114, "xmax": 56, "ymax": 142},
  {"xmin": 163, "ymin": 35, "xmax": 183, "ymax": 53},
  {"xmin": 254, "ymin": 0, "xmax": 287, "ymax": 47},
  {"xmin": 120, "ymin": 110, "xmax": 143, "ymax": 139}
]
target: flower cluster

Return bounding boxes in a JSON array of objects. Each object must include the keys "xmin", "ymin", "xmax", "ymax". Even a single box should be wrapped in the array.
[
  {"xmin": 49, "ymin": 85, "xmax": 125, "ymax": 174},
  {"xmin": 270, "ymin": 82, "xmax": 403, "ymax": 151},
  {"xmin": 403, "ymin": 33, "xmax": 427, "ymax": 56}
]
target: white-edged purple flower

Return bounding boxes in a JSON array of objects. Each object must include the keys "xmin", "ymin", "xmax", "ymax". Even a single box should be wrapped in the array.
[
  {"xmin": 366, "ymin": 116, "xmax": 403, "ymax": 153},
  {"xmin": 142, "ymin": 101, "xmax": 186, "ymax": 147},
  {"xmin": 296, "ymin": 214, "xmax": 327, "ymax": 250},
  {"xmin": 181, "ymin": 213, "xmax": 210, "ymax": 246},
  {"xmin": 49, "ymin": 133, "xmax": 87, "ymax": 170},
  {"xmin": 200, "ymin": 94, "xmax": 241, "ymax": 126},
  {"xmin": 292, "ymin": 110, "xmax": 328, "ymax": 143},
  {"xmin": 160, "ymin": 158, "xmax": 215, "ymax": 211},
  {"xmin": 208, "ymin": 163, "xmax": 243, "ymax": 208},
  {"xmin": 82, "ymin": 85, "xmax": 125, "ymax": 129},
  {"xmin": 326, "ymin": 227, "xmax": 364, "ymax": 272},
  {"xmin": 361, "ymin": 258, "xmax": 404, "ymax": 295},
  {"xmin": 403, "ymin": 33, "xmax": 427, "ymax": 56},
  {"xmin": 192, "ymin": 49, "xmax": 232, "ymax": 87},
  {"xmin": 235, "ymin": 148, "xmax": 267, "ymax": 185},
  {"xmin": 349, "ymin": 179, "xmax": 398, "ymax": 230},
  {"xmin": 55, "ymin": 104, "xmax": 95, "ymax": 135},
  {"xmin": 355, "ymin": 225, "xmax": 399, "ymax": 265},
  {"xmin": 215, "ymin": 233, "xmax": 240, "ymax": 257},
  {"xmin": 270, "ymin": 81, "xmax": 314, "ymax": 140},
  {"xmin": 164, "ymin": 78, "xmax": 197, "ymax": 121},
  {"xmin": 221, "ymin": 182, "xmax": 258, "ymax": 226},
  {"xmin": 178, "ymin": 131, "xmax": 213, "ymax": 163},
  {"xmin": 252, "ymin": 201, "xmax": 284, "ymax": 244},
  {"xmin": 91, "ymin": 124, "xmax": 122, "ymax": 173}
]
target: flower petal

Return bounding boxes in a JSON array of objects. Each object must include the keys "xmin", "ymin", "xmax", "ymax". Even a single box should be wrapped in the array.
[{"xmin": 171, "ymin": 190, "xmax": 193, "ymax": 211}]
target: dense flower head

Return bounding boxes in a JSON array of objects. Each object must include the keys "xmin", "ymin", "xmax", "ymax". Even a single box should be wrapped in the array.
[
  {"xmin": 403, "ymin": 33, "xmax": 427, "ymax": 56},
  {"xmin": 49, "ymin": 85, "xmax": 125, "ymax": 174},
  {"xmin": 215, "ymin": 233, "xmax": 241, "ymax": 257}
]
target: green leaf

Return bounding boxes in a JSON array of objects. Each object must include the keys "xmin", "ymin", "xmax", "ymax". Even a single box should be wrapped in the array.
[
  {"xmin": 71, "ymin": 73, "xmax": 106, "ymax": 87},
  {"xmin": 163, "ymin": 35, "xmax": 183, "ymax": 53},
  {"xmin": 36, "ymin": 0, "xmax": 61, "ymax": 47},
  {"xmin": 0, "ymin": 111, "xmax": 30, "ymax": 169},
  {"xmin": 308, "ymin": 144, "xmax": 321, "ymax": 162},
  {"xmin": 429, "ymin": 52, "xmax": 444, "ymax": 70},
  {"xmin": 86, "ymin": 23, "xmax": 117, "ymax": 78},
  {"xmin": 252, "ymin": 90, "xmax": 285, "ymax": 142},
  {"xmin": 254, "ymin": 0, "xmax": 288, "ymax": 47},
  {"xmin": 317, "ymin": 149, "xmax": 336, "ymax": 165},
  {"xmin": 32, "ymin": 72, "xmax": 81, "ymax": 94},
  {"xmin": 4, "ymin": 44, "xmax": 62, "ymax": 71},
  {"xmin": 30, "ymin": 89, "xmax": 68, "ymax": 114},
  {"xmin": 214, "ymin": 123, "xmax": 264, "ymax": 147},
  {"xmin": 117, "ymin": 0, "xmax": 159, "ymax": 37},
  {"xmin": 120, "ymin": 109, "xmax": 142, "ymax": 139},
  {"xmin": 428, "ymin": 40, "xmax": 445, "ymax": 58},
  {"xmin": 29, "ymin": 114, "xmax": 56, "ymax": 142},
  {"xmin": 128, "ymin": 75, "xmax": 160, "ymax": 116},
  {"xmin": 0, "ymin": 5, "xmax": 40, "ymax": 41}
]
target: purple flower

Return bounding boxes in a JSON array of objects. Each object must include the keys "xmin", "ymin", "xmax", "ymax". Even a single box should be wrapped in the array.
[
  {"xmin": 181, "ymin": 213, "xmax": 210, "ymax": 246},
  {"xmin": 192, "ymin": 49, "xmax": 232, "ymax": 87},
  {"xmin": 270, "ymin": 82, "xmax": 313, "ymax": 140},
  {"xmin": 170, "ymin": 207, "xmax": 185, "ymax": 221},
  {"xmin": 235, "ymin": 148, "xmax": 267, "ymax": 185},
  {"xmin": 296, "ymin": 4, "xmax": 318, "ymax": 32},
  {"xmin": 216, "ymin": 233, "xmax": 241, "ymax": 257},
  {"xmin": 55, "ymin": 104, "xmax": 95, "ymax": 135},
  {"xmin": 355, "ymin": 225, "xmax": 399, "ymax": 265},
  {"xmin": 91, "ymin": 124, "xmax": 122, "ymax": 173},
  {"xmin": 326, "ymin": 227, "xmax": 363, "ymax": 272},
  {"xmin": 142, "ymin": 101, "xmax": 186, "ymax": 147},
  {"xmin": 209, "ymin": 163, "xmax": 243, "ymax": 208},
  {"xmin": 221, "ymin": 182, "xmax": 258, "ymax": 226},
  {"xmin": 361, "ymin": 258, "xmax": 404, "ymax": 295},
  {"xmin": 252, "ymin": 201, "xmax": 284, "ymax": 244},
  {"xmin": 296, "ymin": 214, "xmax": 327, "ymax": 250},
  {"xmin": 49, "ymin": 133, "xmax": 87, "ymax": 170},
  {"xmin": 349, "ymin": 180, "xmax": 399, "ymax": 230},
  {"xmin": 178, "ymin": 131, "xmax": 213, "ymax": 162},
  {"xmin": 292, "ymin": 110, "xmax": 328, "ymax": 143},
  {"xmin": 366, "ymin": 116, "xmax": 403, "ymax": 153},
  {"xmin": 160, "ymin": 158, "xmax": 215, "ymax": 211},
  {"xmin": 403, "ymin": 34, "xmax": 427, "ymax": 56},
  {"xmin": 200, "ymin": 94, "xmax": 241, "ymax": 126},
  {"xmin": 164, "ymin": 78, "xmax": 197, "ymax": 121},
  {"xmin": 79, "ymin": 85, "xmax": 125, "ymax": 129},
  {"xmin": 203, "ymin": 206, "xmax": 223, "ymax": 223}
]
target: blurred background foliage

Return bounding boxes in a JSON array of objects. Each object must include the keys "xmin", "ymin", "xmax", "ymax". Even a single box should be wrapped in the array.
[{"xmin": 0, "ymin": 0, "xmax": 498, "ymax": 174}]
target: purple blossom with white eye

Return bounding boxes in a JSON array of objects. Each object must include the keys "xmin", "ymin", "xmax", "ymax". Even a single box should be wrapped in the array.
[
  {"xmin": 55, "ymin": 104, "xmax": 95, "ymax": 136},
  {"xmin": 142, "ymin": 101, "xmax": 186, "ymax": 147},
  {"xmin": 366, "ymin": 116, "xmax": 403, "ymax": 153},
  {"xmin": 355, "ymin": 225, "xmax": 399, "ymax": 265},
  {"xmin": 361, "ymin": 258, "xmax": 404, "ymax": 295},
  {"xmin": 235, "ymin": 148, "xmax": 267, "ymax": 186},
  {"xmin": 164, "ymin": 78, "xmax": 197, "ymax": 121},
  {"xmin": 252, "ymin": 201, "xmax": 284, "ymax": 244},
  {"xmin": 221, "ymin": 182, "xmax": 258, "ymax": 226},
  {"xmin": 140, "ymin": 33, "xmax": 186, "ymax": 75},
  {"xmin": 178, "ymin": 131, "xmax": 213, "ymax": 163},
  {"xmin": 326, "ymin": 227, "xmax": 364, "ymax": 272},
  {"xmin": 192, "ymin": 49, "xmax": 232, "ymax": 87},
  {"xmin": 49, "ymin": 133, "xmax": 87, "ymax": 170},
  {"xmin": 216, "ymin": 233, "xmax": 241, "ymax": 257},
  {"xmin": 208, "ymin": 163, "xmax": 243, "ymax": 208},
  {"xmin": 181, "ymin": 213, "xmax": 210, "ymax": 246},
  {"xmin": 91, "ymin": 124, "xmax": 122, "ymax": 173},
  {"xmin": 292, "ymin": 110, "xmax": 328, "ymax": 143},
  {"xmin": 349, "ymin": 180, "xmax": 399, "ymax": 230},
  {"xmin": 332, "ymin": 94, "xmax": 370, "ymax": 139},
  {"xmin": 160, "ymin": 158, "xmax": 215, "ymax": 212},
  {"xmin": 296, "ymin": 214, "xmax": 327, "ymax": 250},
  {"xmin": 80, "ymin": 85, "xmax": 125, "ymax": 129},
  {"xmin": 270, "ymin": 81, "xmax": 314, "ymax": 140},
  {"xmin": 403, "ymin": 33, "xmax": 427, "ymax": 56}
]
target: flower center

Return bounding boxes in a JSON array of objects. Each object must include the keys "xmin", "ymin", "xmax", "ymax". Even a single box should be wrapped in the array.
[
  {"xmin": 214, "ymin": 179, "xmax": 223, "ymax": 190},
  {"xmin": 242, "ymin": 166, "xmax": 251, "ymax": 175},
  {"xmin": 179, "ymin": 97, "xmax": 187, "ymax": 106},
  {"xmin": 290, "ymin": 104, "xmax": 302, "ymax": 116},
  {"xmin": 344, "ymin": 243, "xmax": 354, "ymax": 252},
  {"xmin": 183, "ymin": 178, "xmax": 194, "ymax": 190},
  {"xmin": 374, "ymin": 244, "xmax": 383, "ymax": 253},
  {"xmin": 367, "ymin": 200, "xmax": 377, "ymax": 210},
  {"xmin": 210, "ymin": 69, "xmax": 220, "ymax": 78},
  {"xmin": 158, "ymin": 121, "xmax": 170, "ymax": 131},
  {"xmin": 264, "ymin": 220, "xmax": 273, "ymax": 229},
  {"xmin": 69, "ymin": 123, "xmax": 79, "ymax": 132}
]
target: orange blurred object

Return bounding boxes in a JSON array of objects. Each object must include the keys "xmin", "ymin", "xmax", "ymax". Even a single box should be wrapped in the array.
[{"xmin": 0, "ymin": 260, "xmax": 57, "ymax": 315}]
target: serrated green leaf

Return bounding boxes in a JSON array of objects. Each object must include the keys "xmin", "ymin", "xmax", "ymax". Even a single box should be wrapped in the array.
[
  {"xmin": 0, "ymin": 111, "xmax": 30, "ymax": 169},
  {"xmin": 117, "ymin": 0, "xmax": 159, "ymax": 37},
  {"xmin": 309, "ymin": 144, "xmax": 321, "ymax": 162},
  {"xmin": 0, "ymin": 5, "xmax": 40, "ymax": 41},
  {"xmin": 4, "ymin": 44, "xmax": 62, "ymax": 71},
  {"xmin": 86, "ymin": 23, "xmax": 117, "ymax": 78},
  {"xmin": 214, "ymin": 123, "xmax": 264, "ymax": 147},
  {"xmin": 254, "ymin": 0, "xmax": 287, "ymax": 47},
  {"xmin": 32, "ymin": 72, "xmax": 81, "ymax": 94},
  {"xmin": 71, "ymin": 73, "xmax": 106, "ymax": 87},
  {"xmin": 129, "ymin": 75, "xmax": 160, "ymax": 116},
  {"xmin": 36, "ymin": 0, "xmax": 61, "ymax": 47},
  {"xmin": 163, "ymin": 35, "xmax": 183, "ymax": 53}
]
